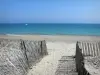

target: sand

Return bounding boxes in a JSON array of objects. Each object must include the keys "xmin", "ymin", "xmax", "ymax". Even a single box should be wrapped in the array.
[
  {"xmin": 27, "ymin": 41, "xmax": 76, "ymax": 75},
  {"xmin": 0, "ymin": 34, "xmax": 100, "ymax": 42},
  {"xmin": 0, "ymin": 34, "xmax": 100, "ymax": 75}
]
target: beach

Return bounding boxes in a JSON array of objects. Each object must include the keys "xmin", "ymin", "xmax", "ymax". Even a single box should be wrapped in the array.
[
  {"xmin": 0, "ymin": 34, "xmax": 100, "ymax": 42},
  {"xmin": 0, "ymin": 35, "xmax": 100, "ymax": 75},
  {"xmin": 1, "ymin": 0, "xmax": 100, "ymax": 74}
]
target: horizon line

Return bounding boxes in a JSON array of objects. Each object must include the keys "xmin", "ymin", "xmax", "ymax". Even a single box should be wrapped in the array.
[{"xmin": 0, "ymin": 23, "xmax": 100, "ymax": 24}]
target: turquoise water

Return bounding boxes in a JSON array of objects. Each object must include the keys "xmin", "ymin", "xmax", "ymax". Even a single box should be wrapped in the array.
[{"xmin": 0, "ymin": 23, "xmax": 100, "ymax": 36}]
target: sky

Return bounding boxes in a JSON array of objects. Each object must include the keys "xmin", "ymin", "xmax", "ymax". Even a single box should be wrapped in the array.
[{"xmin": 0, "ymin": 0, "xmax": 100, "ymax": 23}]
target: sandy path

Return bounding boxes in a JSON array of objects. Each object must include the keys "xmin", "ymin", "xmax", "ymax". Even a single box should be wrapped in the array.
[{"xmin": 27, "ymin": 41, "xmax": 76, "ymax": 75}]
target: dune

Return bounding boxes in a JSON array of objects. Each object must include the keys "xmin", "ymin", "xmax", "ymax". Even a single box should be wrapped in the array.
[{"xmin": 0, "ymin": 34, "xmax": 100, "ymax": 75}]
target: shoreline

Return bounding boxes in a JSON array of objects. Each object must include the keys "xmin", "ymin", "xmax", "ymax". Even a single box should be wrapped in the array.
[
  {"xmin": 0, "ymin": 33, "xmax": 100, "ymax": 36},
  {"xmin": 0, "ymin": 33, "xmax": 99, "ymax": 36},
  {"xmin": 0, "ymin": 34, "xmax": 100, "ymax": 42}
]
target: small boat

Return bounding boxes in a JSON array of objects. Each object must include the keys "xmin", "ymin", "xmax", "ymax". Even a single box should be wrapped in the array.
[{"xmin": 25, "ymin": 24, "xmax": 28, "ymax": 26}]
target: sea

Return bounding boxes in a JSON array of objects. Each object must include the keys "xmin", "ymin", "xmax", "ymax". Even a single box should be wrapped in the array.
[{"xmin": 0, "ymin": 23, "xmax": 100, "ymax": 36}]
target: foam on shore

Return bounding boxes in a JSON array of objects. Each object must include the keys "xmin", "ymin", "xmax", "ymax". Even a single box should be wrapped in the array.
[{"xmin": 6, "ymin": 34, "xmax": 22, "ymax": 36}]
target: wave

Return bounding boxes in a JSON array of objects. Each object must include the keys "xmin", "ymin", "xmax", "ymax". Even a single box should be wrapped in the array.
[{"xmin": 6, "ymin": 34, "xmax": 22, "ymax": 36}]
